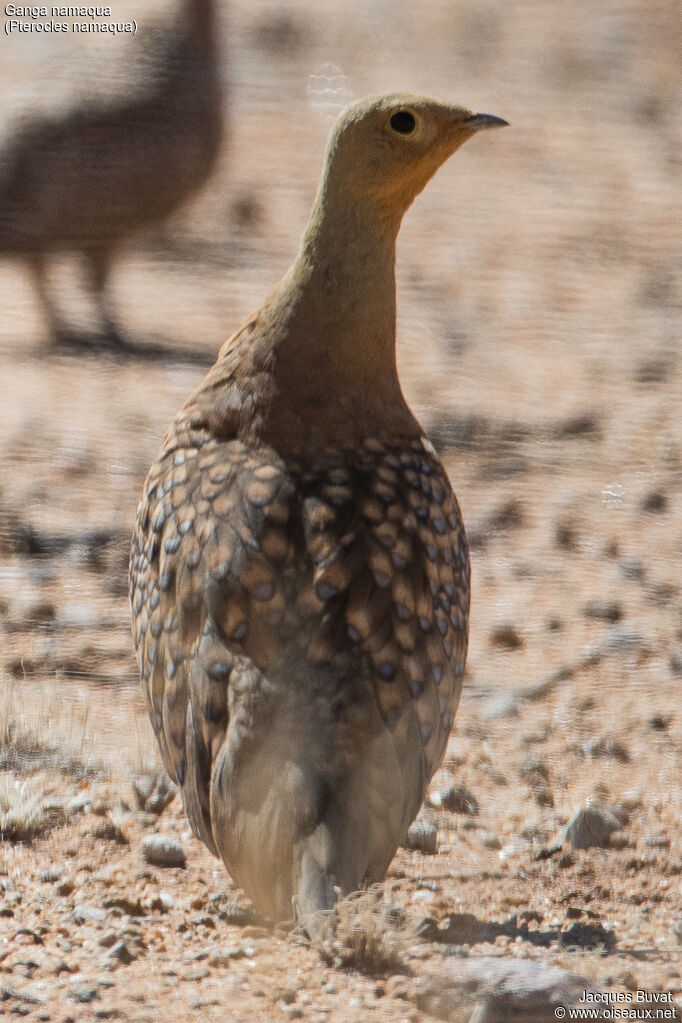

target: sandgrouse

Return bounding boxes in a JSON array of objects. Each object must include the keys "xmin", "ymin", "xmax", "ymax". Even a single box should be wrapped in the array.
[
  {"xmin": 0, "ymin": 0, "xmax": 222, "ymax": 346},
  {"xmin": 130, "ymin": 94, "xmax": 506, "ymax": 929}
]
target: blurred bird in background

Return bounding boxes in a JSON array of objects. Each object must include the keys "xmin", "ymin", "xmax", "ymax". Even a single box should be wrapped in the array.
[{"xmin": 0, "ymin": 0, "xmax": 223, "ymax": 348}]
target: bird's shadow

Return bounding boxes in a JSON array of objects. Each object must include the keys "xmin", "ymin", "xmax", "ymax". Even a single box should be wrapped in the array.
[
  {"xmin": 419, "ymin": 912, "xmax": 617, "ymax": 951},
  {"xmin": 22, "ymin": 329, "xmax": 217, "ymax": 368}
]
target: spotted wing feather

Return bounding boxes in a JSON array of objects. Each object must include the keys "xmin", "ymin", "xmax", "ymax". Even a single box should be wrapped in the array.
[{"xmin": 130, "ymin": 416, "xmax": 469, "ymax": 912}]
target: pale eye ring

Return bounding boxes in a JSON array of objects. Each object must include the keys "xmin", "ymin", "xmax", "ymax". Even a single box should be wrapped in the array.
[{"xmin": 389, "ymin": 109, "xmax": 417, "ymax": 135}]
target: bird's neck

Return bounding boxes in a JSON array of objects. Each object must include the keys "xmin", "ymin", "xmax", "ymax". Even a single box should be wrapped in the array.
[{"xmin": 267, "ymin": 195, "xmax": 402, "ymax": 398}]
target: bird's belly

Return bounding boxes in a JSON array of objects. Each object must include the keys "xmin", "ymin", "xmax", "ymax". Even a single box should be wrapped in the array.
[{"xmin": 206, "ymin": 653, "xmax": 428, "ymax": 921}]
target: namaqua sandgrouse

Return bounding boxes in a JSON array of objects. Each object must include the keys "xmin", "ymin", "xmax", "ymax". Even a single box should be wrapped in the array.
[
  {"xmin": 130, "ymin": 94, "xmax": 507, "ymax": 929},
  {"xmin": 0, "ymin": 0, "xmax": 222, "ymax": 345}
]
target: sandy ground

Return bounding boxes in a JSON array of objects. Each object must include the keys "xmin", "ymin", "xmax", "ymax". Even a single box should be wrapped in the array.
[{"xmin": 0, "ymin": 0, "xmax": 680, "ymax": 1020}]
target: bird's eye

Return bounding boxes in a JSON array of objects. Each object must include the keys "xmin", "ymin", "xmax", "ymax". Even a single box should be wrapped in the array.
[{"xmin": 389, "ymin": 110, "xmax": 417, "ymax": 135}]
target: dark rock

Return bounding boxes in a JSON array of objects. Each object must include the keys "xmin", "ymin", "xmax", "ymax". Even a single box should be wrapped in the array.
[
  {"xmin": 533, "ymin": 787, "xmax": 555, "ymax": 808},
  {"xmin": 620, "ymin": 559, "xmax": 645, "ymax": 582},
  {"xmin": 489, "ymin": 623, "xmax": 524, "ymax": 650},
  {"xmin": 106, "ymin": 941, "xmax": 137, "ymax": 966},
  {"xmin": 554, "ymin": 517, "xmax": 578, "ymax": 550},
  {"xmin": 580, "ymin": 736, "xmax": 630, "ymax": 763},
  {"xmin": 101, "ymin": 895, "xmax": 145, "ymax": 916},
  {"xmin": 429, "ymin": 784, "xmax": 479, "ymax": 816},
  {"xmin": 583, "ymin": 600, "xmax": 621, "ymax": 622},
  {"xmin": 552, "ymin": 411, "xmax": 601, "ymax": 439},
  {"xmin": 92, "ymin": 820, "xmax": 128, "ymax": 845},
  {"xmin": 640, "ymin": 490, "xmax": 667, "ymax": 513}
]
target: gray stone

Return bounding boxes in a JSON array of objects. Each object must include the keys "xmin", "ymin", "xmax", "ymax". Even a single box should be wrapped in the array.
[
  {"xmin": 413, "ymin": 957, "xmax": 598, "ymax": 1022},
  {"xmin": 38, "ymin": 869, "xmax": 63, "ymax": 883},
  {"xmin": 72, "ymin": 904, "xmax": 108, "ymax": 924},
  {"xmin": 105, "ymin": 941, "xmax": 138, "ymax": 965},
  {"xmin": 141, "ymin": 834, "xmax": 186, "ymax": 868},
  {"xmin": 605, "ymin": 625, "xmax": 645, "ymax": 654},
  {"xmin": 67, "ymin": 792, "xmax": 92, "ymax": 816},
  {"xmin": 207, "ymin": 946, "xmax": 246, "ymax": 966},
  {"xmin": 131, "ymin": 772, "xmax": 177, "ymax": 816},
  {"xmin": 563, "ymin": 804, "xmax": 624, "ymax": 850},
  {"xmin": 73, "ymin": 985, "xmax": 100, "ymax": 1004},
  {"xmin": 405, "ymin": 818, "xmax": 438, "ymax": 855}
]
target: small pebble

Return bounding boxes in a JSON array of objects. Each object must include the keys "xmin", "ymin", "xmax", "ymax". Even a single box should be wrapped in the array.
[
  {"xmin": 405, "ymin": 819, "xmax": 438, "ymax": 855},
  {"xmin": 105, "ymin": 941, "xmax": 137, "ymax": 966},
  {"xmin": 74, "ymin": 985, "xmax": 100, "ymax": 1004},
  {"xmin": 72, "ymin": 905, "xmax": 108, "ymax": 925},
  {"xmin": 141, "ymin": 834, "xmax": 186, "ymax": 868},
  {"xmin": 67, "ymin": 793, "xmax": 92, "ymax": 816},
  {"xmin": 208, "ymin": 946, "xmax": 246, "ymax": 966},
  {"xmin": 563, "ymin": 804, "xmax": 624, "ymax": 849},
  {"xmin": 640, "ymin": 490, "xmax": 667, "ymax": 513},
  {"xmin": 38, "ymin": 869, "xmax": 63, "ymax": 884},
  {"xmin": 619, "ymin": 560, "xmax": 645, "ymax": 581},
  {"xmin": 489, "ymin": 622, "xmax": 524, "ymax": 649},
  {"xmin": 644, "ymin": 833, "xmax": 671, "ymax": 849},
  {"xmin": 518, "ymin": 754, "xmax": 550, "ymax": 783},
  {"xmin": 583, "ymin": 600, "xmax": 621, "ymax": 622},
  {"xmin": 605, "ymin": 626, "xmax": 645, "ymax": 654},
  {"xmin": 428, "ymin": 784, "xmax": 479, "ymax": 815},
  {"xmin": 480, "ymin": 831, "xmax": 502, "ymax": 850},
  {"xmin": 131, "ymin": 772, "xmax": 177, "ymax": 816},
  {"xmin": 92, "ymin": 821, "xmax": 128, "ymax": 845},
  {"xmin": 618, "ymin": 791, "xmax": 643, "ymax": 814}
]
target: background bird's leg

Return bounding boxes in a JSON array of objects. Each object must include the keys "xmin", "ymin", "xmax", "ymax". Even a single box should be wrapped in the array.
[
  {"xmin": 85, "ymin": 247, "xmax": 125, "ymax": 347},
  {"xmin": 28, "ymin": 253, "xmax": 71, "ymax": 345}
]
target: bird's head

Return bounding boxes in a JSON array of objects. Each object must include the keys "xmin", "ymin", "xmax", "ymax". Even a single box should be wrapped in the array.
[{"xmin": 319, "ymin": 93, "xmax": 508, "ymax": 226}]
